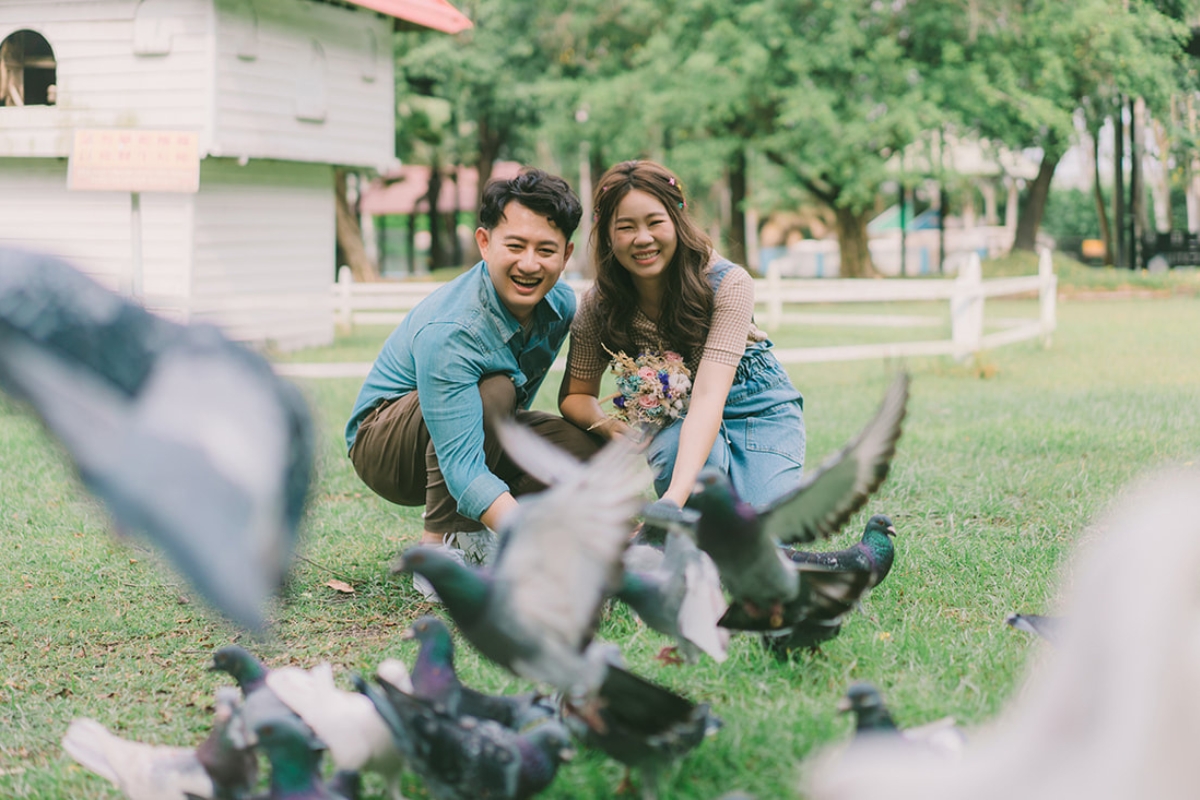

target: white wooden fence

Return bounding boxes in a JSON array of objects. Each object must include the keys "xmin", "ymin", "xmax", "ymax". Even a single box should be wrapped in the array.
[{"xmin": 323, "ymin": 249, "xmax": 1056, "ymax": 370}]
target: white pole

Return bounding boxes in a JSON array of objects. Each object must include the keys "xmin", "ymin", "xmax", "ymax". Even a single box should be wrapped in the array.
[{"xmin": 130, "ymin": 191, "xmax": 143, "ymax": 299}]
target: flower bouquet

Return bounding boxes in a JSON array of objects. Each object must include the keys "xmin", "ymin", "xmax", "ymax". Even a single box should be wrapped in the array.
[{"xmin": 602, "ymin": 347, "xmax": 692, "ymax": 429}]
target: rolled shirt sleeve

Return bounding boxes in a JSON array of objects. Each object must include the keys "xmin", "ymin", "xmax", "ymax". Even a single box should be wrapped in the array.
[{"xmin": 410, "ymin": 324, "xmax": 509, "ymax": 522}]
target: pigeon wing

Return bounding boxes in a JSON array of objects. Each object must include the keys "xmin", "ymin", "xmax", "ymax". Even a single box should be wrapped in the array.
[
  {"xmin": 761, "ymin": 372, "xmax": 908, "ymax": 546},
  {"xmin": 491, "ymin": 427, "xmax": 650, "ymax": 679},
  {"xmin": 493, "ymin": 413, "xmax": 586, "ymax": 487},
  {"xmin": 62, "ymin": 718, "xmax": 214, "ymax": 800}
]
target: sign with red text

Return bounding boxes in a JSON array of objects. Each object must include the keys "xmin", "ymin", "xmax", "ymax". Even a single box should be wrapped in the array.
[{"xmin": 68, "ymin": 129, "xmax": 200, "ymax": 193}]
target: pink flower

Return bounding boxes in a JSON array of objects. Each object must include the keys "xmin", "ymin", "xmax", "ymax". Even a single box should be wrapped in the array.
[
  {"xmin": 664, "ymin": 351, "xmax": 683, "ymax": 363},
  {"xmin": 638, "ymin": 394, "xmax": 661, "ymax": 408},
  {"xmin": 637, "ymin": 366, "xmax": 657, "ymax": 381}
]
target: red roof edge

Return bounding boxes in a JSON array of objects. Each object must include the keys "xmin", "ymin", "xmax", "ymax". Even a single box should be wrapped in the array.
[{"xmin": 344, "ymin": 0, "xmax": 473, "ymax": 34}]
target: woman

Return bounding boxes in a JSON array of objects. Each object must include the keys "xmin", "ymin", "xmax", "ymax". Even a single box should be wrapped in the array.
[{"xmin": 560, "ymin": 159, "xmax": 805, "ymax": 510}]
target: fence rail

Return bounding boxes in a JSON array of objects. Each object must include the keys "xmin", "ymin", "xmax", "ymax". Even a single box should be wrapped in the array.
[{"xmin": 323, "ymin": 249, "xmax": 1056, "ymax": 371}]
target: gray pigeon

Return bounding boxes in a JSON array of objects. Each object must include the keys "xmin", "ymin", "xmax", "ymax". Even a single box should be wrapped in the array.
[
  {"xmin": 652, "ymin": 372, "xmax": 908, "ymax": 628},
  {"xmin": 838, "ymin": 682, "xmax": 966, "ymax": 756},
  {"xmin": 615, "ymin": 530, "xmax": 729, "ymax": 664},
  {"xmin": 0, "ymin": 247, "xmax": 313, "ymax": 631},
  {"xmin": 355, "ymin": 672, "xmax": 575, "ymax": 800},
  {"xmin": 61, "ymin": 687, "xmax": 256, "ymax": 800},
  {"xmin": 392, "ymin": 420, "xmax": 651, "ymax": 696}
]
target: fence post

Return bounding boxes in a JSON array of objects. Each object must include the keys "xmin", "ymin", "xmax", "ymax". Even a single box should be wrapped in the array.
[
  {"xmin": 950, "ymin": 251, "xmax": 984, "ymax": 361},
  {"xmin": 1038, "ymin": 247, "xmax": 1057, "ymax": 347},
  {"xmin": 337, "ymin": 265, "xmax": 353, "ymax": 332},
  {"xmin": 765, "ymin": 257, "xmax": 782, "ymax": 331}
]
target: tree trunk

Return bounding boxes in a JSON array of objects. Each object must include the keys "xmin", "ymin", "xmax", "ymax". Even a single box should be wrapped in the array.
[
  {"xmin": 475, "ymin": 118, "xmax": 503, "ymax": 213},
  {"xmin": 334, "ymin": 169, "xmax": 380, "ymax": 282},
  {"xmin": 1014, "ymin": 149, "xmax": 1062, "ymax": 252},
  {"xmin": 426, "ymin": 163, "xmax": 446, "ymax": 269},
  {"xmin": 834, "ymin": 205, "xmax": 878, "ymax": 277},
  {"xmin": 1091, "ymin": 125, "xmax": 1114, "ymax": 265},
  {"xmin": 726, "ymin": 148, "xmax": 748, "ymax": 266}
]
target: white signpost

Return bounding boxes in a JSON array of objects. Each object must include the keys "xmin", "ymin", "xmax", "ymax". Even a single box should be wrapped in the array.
[{"xmin": 67, "ymin": 129, "xmax": 201, "ymax": 297}]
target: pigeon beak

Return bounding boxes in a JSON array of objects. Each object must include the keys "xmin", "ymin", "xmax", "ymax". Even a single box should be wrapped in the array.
[
  {"xmin": 886, "ymin": 525, "xmax": 896, "ymax": 536},
  {"xmin": 389, "ymin": 554, "xmax": 409, "ymax": 575},
  {"xmin": 836, "ymin": 696, "xmax": 852, "ymax": 713},
  {"xmin": 206, "ymin": 661, "xmax": 220, "ymax": 673},
  {"xmin": 400, "ymin": 627, "xmax": 416, "ymax": 641},
  {"xmin": 559, "ymin": 747, "xmax": 577, "ymax": 762}
]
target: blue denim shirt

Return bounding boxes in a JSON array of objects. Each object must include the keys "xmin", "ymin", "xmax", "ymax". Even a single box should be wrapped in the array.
[{"xmin": 345, "ymin": 261, "xmax": 575, "ymax": 521}]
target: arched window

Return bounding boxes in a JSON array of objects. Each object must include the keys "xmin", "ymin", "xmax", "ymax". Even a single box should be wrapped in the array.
[
  {"xmin": 0, "ymin": 30, "xmax": 57, "ymax": 107},
  {"xmin": 293, "ymin": 40, "xmax": 327, "ymax": 123}
]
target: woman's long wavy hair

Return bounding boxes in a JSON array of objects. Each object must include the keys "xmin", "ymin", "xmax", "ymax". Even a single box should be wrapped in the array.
[{"xmin": 591, "ymin": 160, "xmax": 714, "ymax": 362}]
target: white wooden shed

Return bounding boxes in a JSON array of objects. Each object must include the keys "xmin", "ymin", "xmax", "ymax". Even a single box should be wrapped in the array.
[{"xmin": 0, "ymin": 0, "xmax": 469, "ymax": 350}]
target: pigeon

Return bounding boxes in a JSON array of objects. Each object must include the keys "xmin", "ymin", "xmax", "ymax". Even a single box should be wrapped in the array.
[
  {"xmin": 209, "ymin": 646, "xmax": 314, "ymax": 747},
  {"xmin": 1004, "ymin": 613, "xmax": 1061, "ymax": 644},
  {"xmin": 615, "ymin": 530, "xmax": 729, "ymax": 664},
  {"xmin": 253, "ymin": 715, "xmax": 348, "ymax": 800},
  {"xmin": 354, "ymin": 672, "xmax": 576, "ymax": 800},
  {"xmin": 405, "ymin": 616, "xmax": 556, "ymax": 730},
  {"xmin": 753, "ymin": 514, "xmax": 898, "ymax": 657},
  {"xmin": 264, "ymin": 660, "xmax": 408, "ymax": 796},
  {"xmin": 837, "ymin": 682, "xmax": 965, "ymax": 756},
  {"xmin": 61, "ymin": 688, "xmax": 255, "ymax": 800},
  {"xmin": 561, "ymin": 660, "xmax": 723, "ymax": 800},
  {"xmin": 647, "ymin": 372, "xmax": 908, "ymax": 628},
  {"xmin": 0, "ymin": 247, "xmax": 314, "ymax": 631},
  {"xmin": 392, "ymin": 419, "xmax": 651, "ymax": 696}
]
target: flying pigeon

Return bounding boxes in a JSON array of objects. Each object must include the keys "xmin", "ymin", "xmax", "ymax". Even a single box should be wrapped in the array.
[
  {"xmin": 392, "ymin": 420, "xmax": 651, "ymax": 696},
  {"xmin": 0, "ymin": 247, "xmax": 314, "ymax": 631},
  {"xmin": 654, "ymin": 372, "xmax": 908, "ymax": 628},
  {"xmin": 405, "ymin": 616, "xmax": 555, "ymax": 730},
  {"xmin": 838, "ymin": 682, "xmax": 966, "ymax": 756},
  {"xmin": 1004, "ymin": 613, "xmax": 1061, "ymax": 644},
  {"xmin": 253, "ymin": 715, "xmax": 348, "ymax": 800},
  {"xmin": 561, "ymin": 660, "xmax": 723, "ymax": 800},
  {"xmin": 615, "ymin": 530, "xmax": 730, "ymax": 664},
  {"xmin": 754, "ymin": 514, "xmax": 898, "ymax": 657},
  {"xmin": 355, "ymin": 672, "xmax": 576, "ymax": 800},
  {"xmin": 61, "ymin": 687, "xmax": 256, "ymax": 800}
]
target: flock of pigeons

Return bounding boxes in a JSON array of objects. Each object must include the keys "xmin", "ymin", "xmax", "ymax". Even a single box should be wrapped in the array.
[{"xmin": 13, "ymin": 246, "xmax": 1182, "ymax": 799}]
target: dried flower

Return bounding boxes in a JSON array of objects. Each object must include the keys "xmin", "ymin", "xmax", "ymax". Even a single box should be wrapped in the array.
[{"xmin": 601, "ymin": 346, "xmax": 692, "ymax": 430}]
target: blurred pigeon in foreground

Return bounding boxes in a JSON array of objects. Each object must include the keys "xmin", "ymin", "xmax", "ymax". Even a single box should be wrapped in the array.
[
  {"xmin": 61, "ymin": 687, "xmax": 256, "ymax": 800},
  {"xmin": 405, "ymin": 616, "xmax": 556, "ymax": 730},
  {"xmin": 393, "ymin": 419, "xmax": 651, "ymax": 696},
  {"xmin": 649, "ymin": 373, "xmax": 908, "ymax": 628},
  {"xmin": 356, "ymin": 671, "xmax": 575, "ymax": 800},
  {"xmin": 806, "ymin": 468, "xmax": 1200, "ymax": 800},
  {"xmin": 615, "ymin": 530, "xmax": 729, "ymax": 664},
  {"xmin": 264, "ymin": 660, "xmax": 408, "ymax": 797},
  {"xmin": 1004, "ymin": 613, "xmax": 1061, "ymax": 644},
  {"xmin": 253, "ymin": 715, "xmax": 348, "ymax": 800},
  {"xmin": 837, "ymin": 682, "xmax": 965, "ymax": 756},
  {"xmin": 0, "ymin": 247, "xmax": 313, "ymax": 631}
]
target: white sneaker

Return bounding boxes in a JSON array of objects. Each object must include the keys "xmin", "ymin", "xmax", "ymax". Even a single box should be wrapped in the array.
[
  {"xmin": 411, "ymin": 535, "xmax": 467, "ymax": 603},
  {"xmin": 449, "ymin": 529, "xmax": 497, "ymax": 567}
]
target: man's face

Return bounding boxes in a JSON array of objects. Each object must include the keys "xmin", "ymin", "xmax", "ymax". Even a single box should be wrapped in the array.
[{"xmin": 476, "ymin": 201, "xmax": 573, "ymax": 325}]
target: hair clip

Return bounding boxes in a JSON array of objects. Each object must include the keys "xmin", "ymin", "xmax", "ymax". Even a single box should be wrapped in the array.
[
  {"xmin": 600, "ymin": 184, "xmax": 610, "ymax": 193},
  {"xmin": 668, "ymin": 178, "xmax": 676, "ymax": 186},
  {"xmin": 679, "ymin": 202, "xmax": 685, "ymax": 209},
  {"xmin": 592, "ymin": 211, "xmax": 599, "ymax": 223}
]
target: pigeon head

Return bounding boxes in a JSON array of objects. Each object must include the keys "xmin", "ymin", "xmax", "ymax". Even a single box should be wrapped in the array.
[
  {"xmin": 209, "ymin": 645, "xmax": 268, "ymax": 692},
  {"xmin": 523, "ymin": 720, "xmax": 577, "ymax": 770},
  {"xmin": 687, "ymin": 469, "xmax": 758, "ymax": 535},
  {"xmin": 864, "ymin": 514, "xmax": 897, "ymax": 538},
  {"xmin": 393, "ymin": 546, "xmax": 489, "ymax": 622},
  {"xmin": 837, "ymin": 682, "xmax": 898, "ymax": 732},
  {"xmin": 253, "ymin": 716, "xmax": 327, "ymax": 795},
  {"xmin": 403, "ymin": 615, "xmax": 460, "ymax": 706}
]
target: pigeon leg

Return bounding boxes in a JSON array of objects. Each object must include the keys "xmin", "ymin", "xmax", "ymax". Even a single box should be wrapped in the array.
[{"xmin": 654, "ymin": 645, "xmax": 685, "ymax": 667}]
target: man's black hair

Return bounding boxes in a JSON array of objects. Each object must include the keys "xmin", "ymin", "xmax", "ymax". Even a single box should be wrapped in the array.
[{"xmin": 478, "ymin": 169, "xmax": 583, "ymax": 242}]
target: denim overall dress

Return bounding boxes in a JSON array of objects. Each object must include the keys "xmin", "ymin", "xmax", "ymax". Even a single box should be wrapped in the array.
[{"xmin": 645, "ymin": 259, "xmax": 805, "ymax": 509}]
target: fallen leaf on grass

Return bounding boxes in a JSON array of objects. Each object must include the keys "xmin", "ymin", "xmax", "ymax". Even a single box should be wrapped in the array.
[{"xmin": 325, "ymin": 579, "xmax": 355, "ymax": 594}]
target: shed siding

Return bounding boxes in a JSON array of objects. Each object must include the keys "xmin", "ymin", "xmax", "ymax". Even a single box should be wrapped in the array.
[
  {"xmin": 190, "ymin": 157, "xmax": 334, "ymax": 350},
  {"xmin": 211, "ymin": 0, "xmax": 394, "ymax": 168},
  {"xmin": 0, "ymin": 157, "xmax": 193, "ymax": 299},
  {"xmin": 0, "ymin": 0, "xmax": 215, "ymax": 158}
]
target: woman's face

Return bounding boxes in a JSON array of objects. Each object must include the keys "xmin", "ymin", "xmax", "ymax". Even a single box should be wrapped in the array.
[{"xmin": 610, "ymin": 188, "xmax": 677, "ymax": 284}]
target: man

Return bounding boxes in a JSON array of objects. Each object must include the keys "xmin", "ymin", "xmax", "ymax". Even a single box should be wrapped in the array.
[{"xmin": 345, "ymin": 169, "xmax": 598, "ymax": 599}]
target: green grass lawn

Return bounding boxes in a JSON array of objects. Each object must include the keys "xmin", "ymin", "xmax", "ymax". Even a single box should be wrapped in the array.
[{"xmin": 3, "ymin": 293, "xmax": 1200, "ymax": 799}]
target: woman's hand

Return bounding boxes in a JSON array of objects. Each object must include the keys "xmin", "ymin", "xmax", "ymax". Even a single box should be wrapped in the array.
[{"xmin": 589, "ymin": 416, "xmax": 636, "ymax": 441}]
